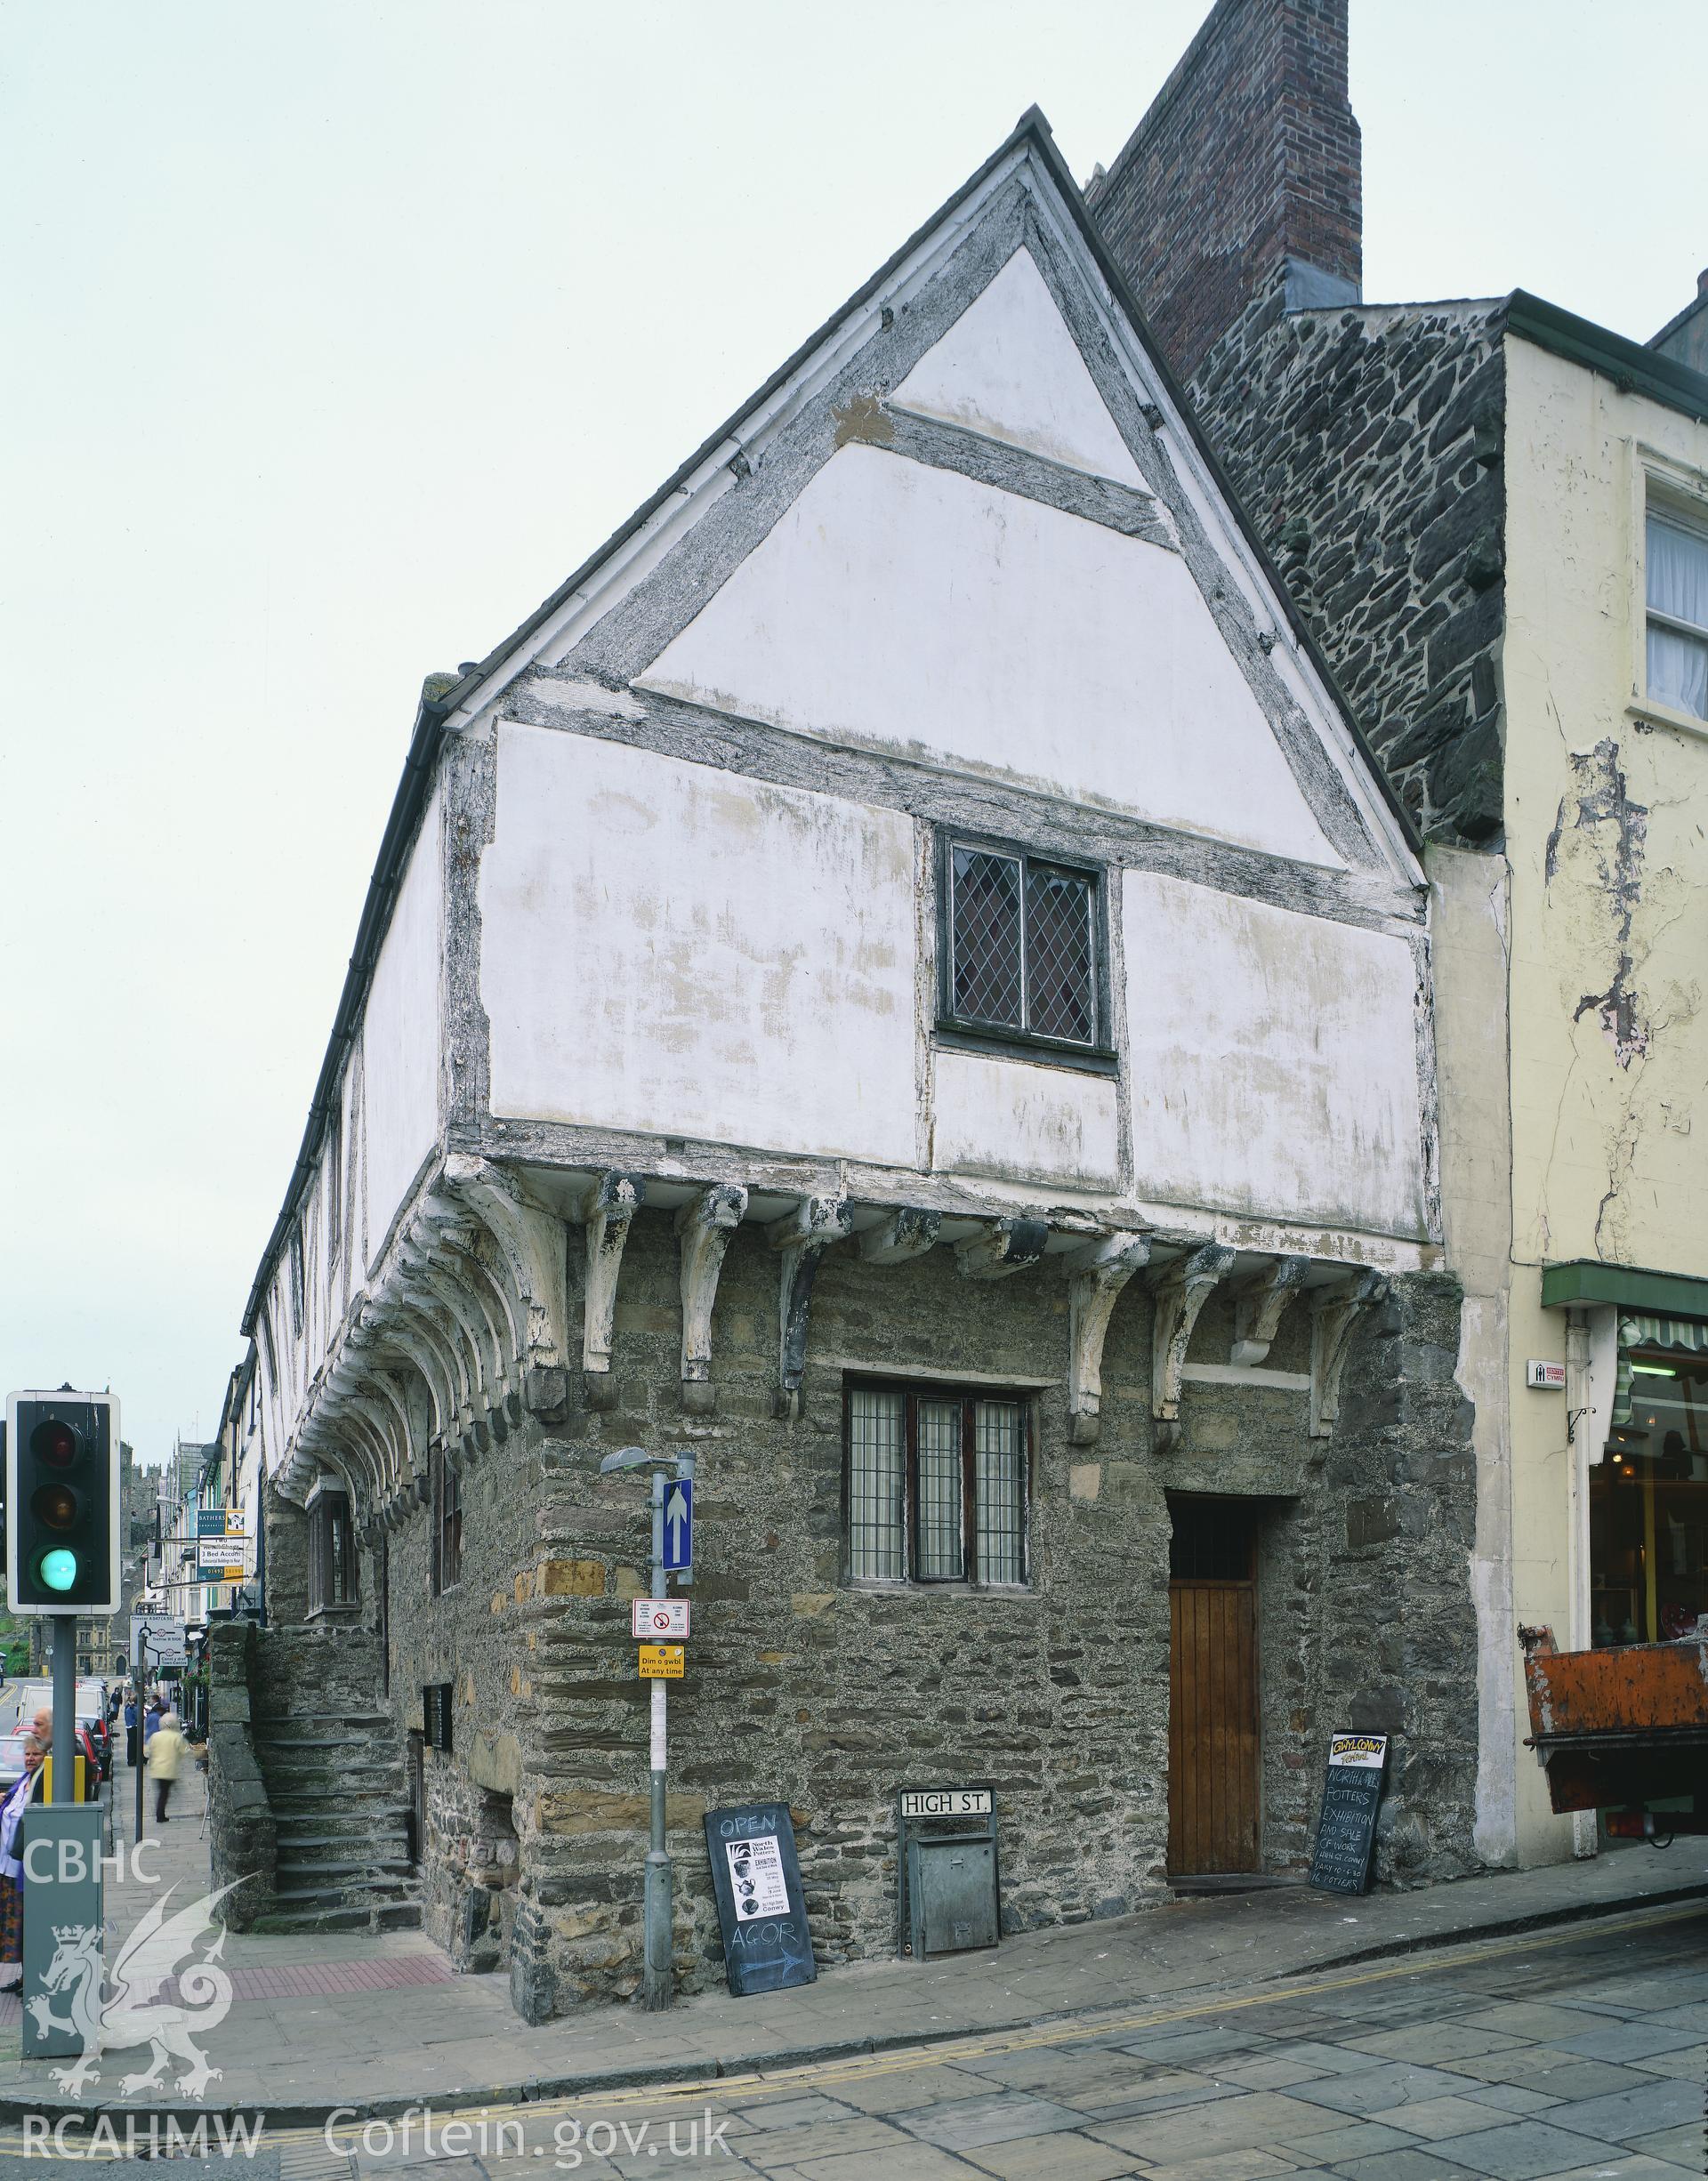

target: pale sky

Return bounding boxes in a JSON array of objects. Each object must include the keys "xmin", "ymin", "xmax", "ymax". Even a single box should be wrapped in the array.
[{"xmin": 4, "ymin": 2, "xmax": 1704, "ymax": 1469}]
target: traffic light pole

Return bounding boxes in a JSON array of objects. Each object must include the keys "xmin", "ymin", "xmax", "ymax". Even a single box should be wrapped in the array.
[{"xmin": 51, "ymin": 1618, "xmax": 75, "ymax": 1805}]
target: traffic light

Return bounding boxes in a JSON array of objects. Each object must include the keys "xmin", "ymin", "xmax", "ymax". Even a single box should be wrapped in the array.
[{"xmin": 4, "ymin": 1390, "xmax": 119, "ymax": 1614}]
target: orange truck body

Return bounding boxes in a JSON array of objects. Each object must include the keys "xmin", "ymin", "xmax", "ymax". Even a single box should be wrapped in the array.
[{"xmin": 1520, "ymin": 1625, "xmax": 1708, "ymax": 1815}]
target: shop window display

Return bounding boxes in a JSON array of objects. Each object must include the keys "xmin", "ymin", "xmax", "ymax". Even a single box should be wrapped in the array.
[{"xmin": 1591, "ymin": 1336, "xmax": 1708, "ymax": 1645}]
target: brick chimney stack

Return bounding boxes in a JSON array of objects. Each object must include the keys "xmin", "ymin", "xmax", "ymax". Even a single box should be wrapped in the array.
[{"xmin": 1088, "ymin": 0, "xmax": 1361, "ymax": 384}]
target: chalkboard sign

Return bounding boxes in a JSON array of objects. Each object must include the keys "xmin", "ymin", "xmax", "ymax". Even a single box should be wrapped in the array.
[
  {"xmin": 1309, "ymin": 1732, "xmax": 1388, "ymax": 1894},
  {"xmin": 704, "ymin": 1802, "xmax": 816, "ymax": 1997},
  {"xmin": 423, "ymin": 1682, "xmax": 454, "ymax": 1754}
]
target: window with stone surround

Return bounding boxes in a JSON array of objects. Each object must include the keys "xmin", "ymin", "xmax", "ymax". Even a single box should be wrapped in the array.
[
  {"xmin": 431, "ymin": 1447, "xmax": 462, "ymax": 1595},
  {"xmin": 937, "ymin": 833, "xmax": 1110, "ymax": 1068},
  {"xmin": 308, "ymin": 1488, "xmax": 356, "ymax": 1614},
  {"xmin": 1647, "ymin": 507, "xmax": 1708, "ymax": 722},
  {"xmin": 843, "ymin": 1381, "xmax": 1029, "ymax": 1588}
]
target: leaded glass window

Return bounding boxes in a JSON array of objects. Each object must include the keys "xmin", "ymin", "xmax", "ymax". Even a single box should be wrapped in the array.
[
  {"xmin": 848, "ymin": 1387, "xmax": 906, "ymax": 1581},
  {"xmin": 944, "ymin": 839, "xmax": 1100, "ymax": 1051},
  {"xmin": 844, "ymin": 1383, "xmax": 1028, "ymax": 1587}
]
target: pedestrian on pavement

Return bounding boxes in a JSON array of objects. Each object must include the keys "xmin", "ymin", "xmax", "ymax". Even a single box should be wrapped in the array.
[
  {"xmin": 124, "ymin": 1693, "xmax": 138, "ymax": 1767},
  {"xmin": 143, "ymin": 1695, "xmax": 163, "ymax": 1747},
  {"xmin": 0, "ymin": 1726, "xmax": 49, "ymax": 1985},
  {"xmin": 146, "ymin": 1710, "xmax": 187, "ymax": 1823}
]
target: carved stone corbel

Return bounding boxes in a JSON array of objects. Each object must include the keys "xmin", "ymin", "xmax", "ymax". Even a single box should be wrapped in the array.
[
  {"xmin": 858, "ymin": 1208, "xmax": 941, "ymax": 1265},
  {"xmin": 768, "ymin": 1195, "xmax": 852, "ymax": 1418},
  {"xmin": 676, "ymin": 1183, "xmax": 748, "ymax": 1414},
  {"xmin": 955, "ymin": 1218, "xmax": 1050, "ymax": 1280},
  {"xmin": 448, "ymin": 1155, "xmax": 573, "ymax": 1420},
  {"xmin": 579, "ymin": 1172, "xmax": 645, "ymax": 1412},
  {"xmin": 1068, "ymin": 1233, "xmax": 1151, "ymax": 1446},
  {"xmin": 1149, "ymin": 1243, "xmax": 1237, "ymax": 1447},
  {"xmin": 1309, "ymin": 1270, "xmax": 1388, "ymax": 1438},
  {"xmin": 1230, "ymin": 1255, "xmax": 1310, "ymax": 1367}
]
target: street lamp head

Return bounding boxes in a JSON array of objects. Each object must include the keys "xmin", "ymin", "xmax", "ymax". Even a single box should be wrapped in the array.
[{"xmin": 598, "ymin": 1445, "xmax": 659, "ymax": 1475}]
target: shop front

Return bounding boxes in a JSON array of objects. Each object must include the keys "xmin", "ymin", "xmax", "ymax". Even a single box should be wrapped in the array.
[{"xmin": 1594, "ymin": 1316, "xmax": 1708, "ymax": 1646}]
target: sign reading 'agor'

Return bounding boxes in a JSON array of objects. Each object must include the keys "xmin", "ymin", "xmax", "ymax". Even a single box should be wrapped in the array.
[
  {"xmin": 703, "ymin": 1803, "xmax": 816, "ymax": 1998},
  {"xmin": 1308, "ymin": 1732, "xmax": 1388, "ymax": 1895}
]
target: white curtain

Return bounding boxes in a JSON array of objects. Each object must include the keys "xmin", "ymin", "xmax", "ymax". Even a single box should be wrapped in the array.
[{"xmin": 1648, "ymin": 516, "xmax": 1708, "ymax": 719}]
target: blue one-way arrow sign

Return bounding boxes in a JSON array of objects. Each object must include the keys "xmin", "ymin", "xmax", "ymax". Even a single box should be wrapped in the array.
[{"xmin": 663, "ymin": 1479, "xmax": 692, "ymax": 1572}]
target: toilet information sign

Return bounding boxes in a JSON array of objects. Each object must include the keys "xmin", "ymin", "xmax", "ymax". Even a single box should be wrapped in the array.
[
  {"xmin": 704, "ymin": 1802, "xmax": 816, "ymax": 1997},
  {"xmin": 1308, "ymin": 1732, "xmax": 1388, "ymax": 1895}
]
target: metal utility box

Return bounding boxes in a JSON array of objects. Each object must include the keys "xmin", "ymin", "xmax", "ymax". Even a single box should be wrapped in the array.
[
  {"xmin": 21, "ymin": 1804, "xmax": 104, "ymax": 2059},
  {"xmin": 897, "ymin": 1783, "xmax": 999, "ymax": 1960}
]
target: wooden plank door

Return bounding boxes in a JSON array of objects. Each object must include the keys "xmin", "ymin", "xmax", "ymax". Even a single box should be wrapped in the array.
[{"xmin": 1168, "ymin": 1503, "xmax": 1261, "ymax": 1875}]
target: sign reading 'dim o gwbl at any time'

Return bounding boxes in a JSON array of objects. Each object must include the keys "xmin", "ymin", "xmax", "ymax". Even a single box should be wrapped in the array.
[
  {"xmin": 704, "ymin": 1803, "xmax": 816, "ymax": 1997},
  {"xmin": 1308, "ymin": 1732, "xmax": 1388, "ymax": 1895}
]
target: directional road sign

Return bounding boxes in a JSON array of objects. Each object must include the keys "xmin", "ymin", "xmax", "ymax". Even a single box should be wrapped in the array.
[{"xmin": 662, "ymin": 1479, "xmax": 692, "ymax": 1572}]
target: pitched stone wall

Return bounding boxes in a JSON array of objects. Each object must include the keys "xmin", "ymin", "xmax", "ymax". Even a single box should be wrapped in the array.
[
  {"xmin": 1179, "ymin": 282, "xmax": 1510, "ymax": 846},
  {"xmin": 359, "ymin": 1208, "xmax": 1476, "ymax": 2018}
]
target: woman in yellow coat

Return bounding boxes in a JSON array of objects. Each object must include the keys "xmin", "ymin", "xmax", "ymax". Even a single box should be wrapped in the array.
[{"xmin": 146, "ymin": 1710, "xmax": 188, "ymax": 1824}]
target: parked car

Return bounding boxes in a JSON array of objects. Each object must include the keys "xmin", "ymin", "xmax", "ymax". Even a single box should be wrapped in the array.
[{"xmin": 0, "ymin": 1729, "xmax": 31, "ymax": 1794}]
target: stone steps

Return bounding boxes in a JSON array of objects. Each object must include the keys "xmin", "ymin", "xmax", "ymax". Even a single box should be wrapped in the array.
[
  {"xmin": 248, "ymin": 1895, "xmax": 422, "ymax": 1936},
  {"xmin": 271, "ymin": 1811, "xmax": 412, "ymax": 1845},
  {"xmin": 245, "ymin": 1670, "xmax": 421, "ymax": 1936},
  {"xmin": 271, "ymin": 1860, "xmax": 416, "ymax": 1898}
]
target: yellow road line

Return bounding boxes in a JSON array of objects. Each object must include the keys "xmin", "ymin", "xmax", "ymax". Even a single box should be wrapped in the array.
[{"xmin": 3, "ymin": 1895, "xmax": 1701, "ymax": 2158}]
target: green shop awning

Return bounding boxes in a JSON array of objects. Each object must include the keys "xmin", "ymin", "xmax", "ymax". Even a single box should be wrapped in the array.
[{"xmin": 1541, "ymin": 1260, "xmax": 1708, "ymax": 1317}]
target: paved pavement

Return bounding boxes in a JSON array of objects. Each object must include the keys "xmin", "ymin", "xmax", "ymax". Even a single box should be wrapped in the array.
[
  {"xmin": 0, "ymin": 1744, "xmax": 1702, "ymax": 2153},
  {"xmin": 318, "ymin": 1900, "xmax": 1708, "ymax": 2179},
  {"xmin": 10, "ymin": 1893, "xmax": 1701, "ymax": 2180}
]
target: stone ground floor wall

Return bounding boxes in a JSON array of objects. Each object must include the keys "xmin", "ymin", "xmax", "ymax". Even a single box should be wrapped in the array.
[{"xmin": 278, "ymin": 1212, "xmax": 1478, "ymax": 2019}]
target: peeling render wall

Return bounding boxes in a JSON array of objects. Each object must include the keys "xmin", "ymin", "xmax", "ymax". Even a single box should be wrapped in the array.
[
  {"xmin": 1427, "ymin": 843, "xmax": 1519, "ymax": 1864},
  {"xmin": 1503, "ymin": 337, "xmax": 1708, "ymax": 1277},
  {"xmin": 1498, "ymin": 339, "xmax": 1708, "ymax": 1855}
]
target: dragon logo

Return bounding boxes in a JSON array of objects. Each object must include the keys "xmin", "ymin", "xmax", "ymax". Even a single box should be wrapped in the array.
[{"xmin": 28, "ymin": 1879, "xmax": 240, "ymax": 2099}]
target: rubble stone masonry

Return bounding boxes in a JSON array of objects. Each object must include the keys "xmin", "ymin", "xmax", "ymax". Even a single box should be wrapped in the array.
[
  {"xmin": 326, "ymin": 1212, "xmax": 1478, "ymax": 2018},
  {"xmin": 1186, "ymin": 284, "xmax": 1510, "ymax": 847}
]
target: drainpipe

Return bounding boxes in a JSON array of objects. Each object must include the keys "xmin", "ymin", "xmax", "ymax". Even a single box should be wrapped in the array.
[{"xmin": 1563, "ymin": 1307, "xmax": 1598, "ymax": 1859}]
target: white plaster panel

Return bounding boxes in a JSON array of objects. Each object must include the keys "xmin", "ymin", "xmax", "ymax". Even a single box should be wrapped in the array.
[
  {"xmin": 931, "ymin": 1048, "xmax": 1121, "ymax": 1188},
  {"xmin": 891, "ymin": 247, "xmax": 1146, "ymax": 485},
  {"xmin": 362, "ymin": 786, "xmax": 443, "ymax": 1269},
  {"xmin": 640, "ymin": 448, "xmax": 1340, "ymax": 867},
  {"xmin": 1124, "ymin": 871, "xmax": 1427, "ymax": 1235},
  {"xmin": 481, "ymin": 727, "xmax": 918, "ymax": 1163}
]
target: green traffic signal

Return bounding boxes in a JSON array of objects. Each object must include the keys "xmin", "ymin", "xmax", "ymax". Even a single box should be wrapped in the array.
[
  {"xmin": 35, "ymin": 1549, "xmax": 77, "ymax": 1593},
  {"xmin": 6, "ymin": 1393, "xmax": 117, "ymax": 1611}
]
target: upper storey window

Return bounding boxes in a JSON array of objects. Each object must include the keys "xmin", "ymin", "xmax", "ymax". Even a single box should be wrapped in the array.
[
  {"xmin": 1647, "ymin": 511, "xmax": 1708, "ymax": 722},
  {"xmin": 939, "ymin": 834, "xmax": 1108, "ymax": 1065}
]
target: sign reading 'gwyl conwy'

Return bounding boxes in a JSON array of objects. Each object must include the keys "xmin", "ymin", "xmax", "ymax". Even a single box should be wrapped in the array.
[
  {"xmin": 704, "ymin": 1803, "xmax": 815, "ymax": 1997},
  {"xmin": 1308, "ymin": 1733, "xmax": 1388, "ymax": 1895}
]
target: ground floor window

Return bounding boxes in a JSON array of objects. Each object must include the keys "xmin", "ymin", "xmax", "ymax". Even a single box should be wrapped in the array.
[
  {"xmin": 308, "ymin": 1489, "xmax": 356, "ymax": 1613},
  {"xmin": 844, "ymin": 1381, "xmax": 1028, "ymax": 1587},
  {"xmin": 1593, "ymin": 1318, "xmax": 1708, "ymax": 1644}
]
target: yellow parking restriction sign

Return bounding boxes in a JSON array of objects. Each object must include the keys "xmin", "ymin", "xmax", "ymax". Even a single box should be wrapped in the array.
[{"xmin": 638, "ymin": 1643, "xmax": 684, "ymax": 1679}]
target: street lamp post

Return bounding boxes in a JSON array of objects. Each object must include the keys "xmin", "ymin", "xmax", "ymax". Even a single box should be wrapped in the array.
[{"xmin": 600, "ymin": 1445, "xmax": 695, "ymax": 2012}]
